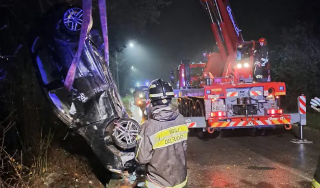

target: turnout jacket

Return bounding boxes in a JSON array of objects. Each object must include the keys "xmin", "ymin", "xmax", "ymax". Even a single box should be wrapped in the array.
[
  {"xmin": 313, "ymin": 156, "xmax": 320, "ymax": 188},
  {"xmin": 135, "ymin": 105, "xmax": 188, "ymax": 188}
]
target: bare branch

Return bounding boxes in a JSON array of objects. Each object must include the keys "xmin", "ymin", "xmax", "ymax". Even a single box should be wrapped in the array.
[
  {"xmin": 0, "ymin": 44, "xmax": 22, "ymax": 59},
  {"xmin": 0, "ymin": 24, "xmax": 7, "ymax": 30}
]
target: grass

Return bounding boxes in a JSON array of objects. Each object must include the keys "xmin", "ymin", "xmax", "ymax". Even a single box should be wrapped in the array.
[{"xmin": 307, "ymin": 112, "xmax": 320, "ymax": 131}]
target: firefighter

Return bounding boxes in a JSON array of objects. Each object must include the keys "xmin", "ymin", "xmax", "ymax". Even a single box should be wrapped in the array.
[
  {"xmin": 135, "ymin": 78, "xmax": 188, "ymax": 188},
  {"xmin": 311, "ymin": 97, "xmax": 320, "ymax": 188},
  {"xmin": 254, "ymin": 38, "xmax": 269, "ymax": 82},
  {"xmin": 312, "ymin": 163, "xmax": 320, "ymax": 188}
]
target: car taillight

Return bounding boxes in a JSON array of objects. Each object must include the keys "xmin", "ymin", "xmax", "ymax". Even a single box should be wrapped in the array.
[
  {"xmin": 211, "ymin": 111, "xmax": 226, "ymax": 117},
  {"xmin": 267, "ymin": 109, "xmax": 282, "ymax": 115}
]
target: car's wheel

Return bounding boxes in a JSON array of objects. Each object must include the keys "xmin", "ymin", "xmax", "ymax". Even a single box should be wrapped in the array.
[
  {"xmin": 112, "ymin": 119, "xmax": 141, "ymax": 150},
  {"xmin": 60, "ymin": 7, "xmax": 83, "ymax": 36}
]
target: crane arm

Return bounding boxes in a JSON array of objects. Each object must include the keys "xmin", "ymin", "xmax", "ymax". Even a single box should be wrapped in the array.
[{"xmin": 201, "ymin": 0, "xmax": 244, "ymax": 78}]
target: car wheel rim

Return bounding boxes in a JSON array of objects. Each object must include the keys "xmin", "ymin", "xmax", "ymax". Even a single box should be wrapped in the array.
[
  {"xmin": 63, "ymin": 7, "xmax": 83, "ymax": 31},
  {"xmin": 113, "ymin": 120, "xmax": 140, "ymax": 146}
]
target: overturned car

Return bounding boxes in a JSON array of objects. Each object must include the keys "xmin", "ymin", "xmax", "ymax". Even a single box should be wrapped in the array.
[{"xmin": 29, "ymin": 4, "xmax": 140, "ymax": 173}]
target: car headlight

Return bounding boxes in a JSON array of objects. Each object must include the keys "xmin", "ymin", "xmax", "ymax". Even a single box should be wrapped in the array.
[
  {"xmin": 139, "ymin": 94, "xmax": 143, "ymax": 98},
  {"xmin": 244, "ymin": 62, "xmax": 249, "ymax": 68},
  {"xmin": 237, "ymin": 63, "xmax": 242, "ymax": 68}
]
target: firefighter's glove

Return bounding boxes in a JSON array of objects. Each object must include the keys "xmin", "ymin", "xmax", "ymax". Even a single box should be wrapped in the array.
[
  {"xmin": 311, "ymin": 97, "xmax": 320, "ymax": 113},
  {"xmin": 136, "ymin": 164, "xmax": 147, "ymax": 176}
]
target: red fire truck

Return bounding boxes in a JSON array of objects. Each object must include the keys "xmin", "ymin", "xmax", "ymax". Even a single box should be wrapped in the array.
[{"xmin": 170, "ymin": 0, "xmax": 291, "ymax": 138}]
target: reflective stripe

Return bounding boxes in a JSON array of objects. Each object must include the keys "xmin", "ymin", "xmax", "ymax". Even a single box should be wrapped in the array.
[
  {"xmin": 150, "ymin": 125, "xmax": 188, "ymax": 149},
  {"xmin": 135, "ymin": 135, "xmax": 143, "ymax": 158},
  {"xmin": 150, "ymin": 84, "xmax": 157, "ymax": 88},
  {"xmin": 312, "ymin": 179, "xmax": 320, "ymax": 188},
  {"xmin": 166, "ymin": 92, "xmax": 174, "ymax": 96},
  {"xmin": 146, "ymin": 177, "xmax": 188, "ymax": 188},
  {"xmin": 150, "ymin": 93, "xmax": 164, "ymax": 97}
]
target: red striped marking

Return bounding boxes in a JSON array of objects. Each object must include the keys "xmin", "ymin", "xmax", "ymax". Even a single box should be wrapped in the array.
[
  {"xmin": 188, "ymin": 122, "xmax": 196, "ymax": 128},
  {"xmin": 299, "ymin": 107, "xmax": 306, "ymax": 114},
  {"xmin": 146, "ymin": 99, "xmax": 151, "ymax": 107},
  {"xmin": 299, "ymin": 96, "xmax": 306, "ymax": 114},
  {"xmin": 299, "ymin": 97, "xmax": 306, "ymax": 106},
  {"xmin": 250, "ymin": 91, "xmax": 262, "ymax": 96},
  {"xmin": 210, "ymin": 118, "xmax": 291, "ymax": 127},
  {"xmin": 230, "ymin": 92, "xmax": 237, "ymax": 97}
]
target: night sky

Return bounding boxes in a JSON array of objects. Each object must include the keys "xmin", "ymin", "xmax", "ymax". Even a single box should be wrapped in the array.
[{"xmin": 121, "ymin": 0, "xmax": 320, "ymax": 92}]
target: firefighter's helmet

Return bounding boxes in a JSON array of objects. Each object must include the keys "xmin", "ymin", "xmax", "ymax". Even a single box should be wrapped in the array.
[
  {"xmin": 149, "ymin": 79, "xmax": 174, "ymax": 106},
  {"xmin": 259, "ymin": 38, "xmax": 267, "ymax": 46}
]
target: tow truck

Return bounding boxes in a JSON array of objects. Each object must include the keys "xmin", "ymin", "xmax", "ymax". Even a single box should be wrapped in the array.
[{"xmin": 170, "ymin": 0, "xmax": 291, "ymax": 138}]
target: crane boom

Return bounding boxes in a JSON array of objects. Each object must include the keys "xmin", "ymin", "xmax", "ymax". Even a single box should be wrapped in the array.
[{"xmin": 201, "ymin": 0, "xmax": 244, "ymax": 78}]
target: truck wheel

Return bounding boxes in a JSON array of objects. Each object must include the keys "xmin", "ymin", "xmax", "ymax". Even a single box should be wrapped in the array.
[
  {"xmin": 195, "ymin": 100, "xmax": 208, "ymax": 140},
  {"xmin": 249, "ymin": 128, "xmax": 259, "ymax": 137},
  {"xmin": 197, "ymin": 128, "xmax": 209, "ymax": 140}
]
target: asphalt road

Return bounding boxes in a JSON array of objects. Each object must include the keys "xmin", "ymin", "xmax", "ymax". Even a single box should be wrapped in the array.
[
  {"xmin": 187, "ymin": 127, "xmax": 320, "ymax": 188},
  {"xmin": 131, "ymin": 104, "xmax": 320, "ymax": 188}
]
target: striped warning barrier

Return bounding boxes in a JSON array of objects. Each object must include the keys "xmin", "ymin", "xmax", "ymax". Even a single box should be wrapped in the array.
[
  {"xmin": 299, "ymin": 95, "xmax": 306, "ymax": 114},
  {"xmin": 146, "ymin": 99, "xmax": 151, "ymax": 108}
]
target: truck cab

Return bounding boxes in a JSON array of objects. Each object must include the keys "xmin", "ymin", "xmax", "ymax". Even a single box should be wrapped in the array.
[{"xmin": 133, "ymin": 86, "xmax": 148, "ymax": 108}]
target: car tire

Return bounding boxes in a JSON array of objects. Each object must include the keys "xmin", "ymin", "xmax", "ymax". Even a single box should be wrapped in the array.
[
  {"xmin": 59, "ymin": 6, "xmax": 84, "ymax": 36},
  {"xmin": 112, "ymin": 118, "xmax": 141, "ymax": 150}
]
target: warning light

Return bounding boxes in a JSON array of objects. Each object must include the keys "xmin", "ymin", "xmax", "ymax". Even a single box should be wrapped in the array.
[
  {"xmin": 244, "ymin": 62, "xmax": 249, "ymax": 68},
  {"xmin": 271, "ymin": 109, "xmax": 275, "ymax": 115},
  {"xmin": 138, "ymin": 101, "xmax": 142, "ymax": 104},
  {"xmin": 236, "ymin": 63, "xmax": 242, "ymax": 69},
  {"xmin": 210, "ymin": 111, "xmax": 226, "ymax": 117},
  {"xmin": 267, "ymin": 109, "xmax": 283, "ymax": 115}
]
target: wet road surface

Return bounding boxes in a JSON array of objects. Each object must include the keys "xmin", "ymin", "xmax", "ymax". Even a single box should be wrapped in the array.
[
  {"xmin": 187, "ymin": 127, "xmax": 320, "ymax": 188},
  {"xmin": 131, "ymin": 103, "xmax": 143, "ymax": 124},
  {"xmin": 131, "ymin": 105, "xmax": 320, "ymax": 188}
]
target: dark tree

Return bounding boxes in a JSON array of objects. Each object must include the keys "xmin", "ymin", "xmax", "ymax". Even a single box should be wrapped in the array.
[{"xmin": 272, "ymin": 23, "xmax": 320, "ymax": 111}]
